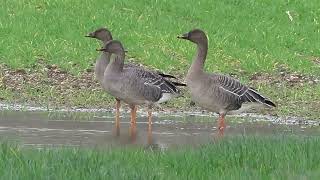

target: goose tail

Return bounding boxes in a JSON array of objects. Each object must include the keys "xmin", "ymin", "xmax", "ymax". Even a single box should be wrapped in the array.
[
  {"xmin": 171, "ymin": 81, "xmax": 187, "ymax": 87},
  {"xmin": 246, "ymin": 88, "xmax": 276, "ymax": 108},
  {"xmin": 157, "ymin": 72, "xmax": 177, "ymax": 79}
]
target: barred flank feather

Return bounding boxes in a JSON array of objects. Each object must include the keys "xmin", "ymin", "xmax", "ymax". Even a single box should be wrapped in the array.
[
  {"xmin": 242, "ymin": 88, "xmax": 276, "ymax": 107},
  {"xmin": 214, "ymin": 74, "xmax": 276, "ymax": 108}
]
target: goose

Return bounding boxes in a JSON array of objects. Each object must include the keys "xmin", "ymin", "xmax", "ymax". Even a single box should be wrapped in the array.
[
  {"xmin": 177, "ymin": 29, "xmax": 276, "ymax": 135},
  {"xmin": 85, "ymin": 28, "xmax": 178, "ymax": 82},
  {"xmin": 97, "ymin": 40, "xmax": 184, "ymax": 131},
  {"xmin": 86, "ymin": 28, "xmax": 185, "ymax": 133}
]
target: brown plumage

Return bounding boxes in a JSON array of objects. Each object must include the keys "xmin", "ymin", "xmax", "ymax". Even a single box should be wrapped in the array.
[
  {"xmin": 178, "ymin": 29, "xmax": 276, "ymax": 135},
  {"xmin": 85, "ymin": 27, "xmax": 184, "ymax": 84},
  {"xmin": 86, "ymin": 28, "xmax": 185, "ymax": 135},
  {"xmin": 97, "ymin": 40, "xmax": 184, "ymax": 132}
]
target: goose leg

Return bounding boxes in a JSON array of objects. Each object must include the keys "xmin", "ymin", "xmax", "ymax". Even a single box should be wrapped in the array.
[
  {"xmin": 147, "ymin": 106, "xmax": 153, "ymax": 145},
  {"xmin": 129, "ymin": 105, "xmax": 137, "ymax": 141},
  {"xmin": 130, "ymin": 105, "xmax": 137, "ymax": 125},
  {"xmin": 148, "ymin": 106, "xmax": 152, "ymax": 144},
  {"xmin": 218, "ymin": 113, "xmax": 226, "ymax": 136},
  {"xmin": 114, "ymin": 99, "xmax": 121, "ymax": 136},
  {"xmin": 147, "ymin": 107, "xmax": 152, "ymax": 132}
]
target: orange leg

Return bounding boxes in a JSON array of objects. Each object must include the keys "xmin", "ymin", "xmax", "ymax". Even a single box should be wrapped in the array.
[
  {"xmin": 114, "ymin": 99, "xmax": 121, "ymax": 136},
  {"xmin": 130, "ymin": 105, "xmax": 137, "ymax": 125},
  {"xmin": 218, "ymin": 113, "xmax": 226, "ymax": 136},
  {"xmin": 147, "ymin": 109, "xmax": 152, "ymax": 132},
  {"xmin": 129, "ymin": 105, "xmax": 137, "ymax": 141},
  {"xmin": 147, "ymin": 109, "xmax": 153, "ymax": 145}
]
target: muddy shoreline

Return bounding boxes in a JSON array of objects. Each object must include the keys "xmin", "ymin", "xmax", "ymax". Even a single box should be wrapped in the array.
[{"xmin": 1, "ymin": 63, "xmax": 320, "ymax": 119}]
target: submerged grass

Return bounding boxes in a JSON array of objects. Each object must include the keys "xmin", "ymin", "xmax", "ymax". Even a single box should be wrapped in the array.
[{"xmin": 1, "ymin": 136, "xmax": 320, "ymax": 179}]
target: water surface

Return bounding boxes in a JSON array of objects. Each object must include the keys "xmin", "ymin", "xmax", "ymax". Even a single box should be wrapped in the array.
[{"xmin": 0, "ymin": 110, "xmax": 319, "ymax": 149}]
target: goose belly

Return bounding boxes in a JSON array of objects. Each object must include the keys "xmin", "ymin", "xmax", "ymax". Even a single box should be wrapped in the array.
[
  {"xmin": 103, "ymin": 79, "xmax": 150, "ymax": 105},
  {"xmin": 188, "ymin": 83, "xmax": 222, "ymax": 113},
  {"xmin": 103, "ymin": 82, "xmax": 122, "ymax": 99},
  {"xmin": 191, "ymin": 92, "xmax": 221, "ymax": 112}
]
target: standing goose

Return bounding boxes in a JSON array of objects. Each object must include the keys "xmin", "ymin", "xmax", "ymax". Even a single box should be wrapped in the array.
[
  {"xmin": 86, "ymin": 28, "xmax": 185, "ymax": 134},
  {"xmin": 85, "ymin": 28, "xmax": 113, "ymax": 84},
  {"xmin": 85, "ymin": 28, "xmax": 179, "ymax": 81},
  {"xmin": 178, "ymin": 29, "xmax": 276, "ymax": 134},
  {"xmin": 97, "ymin": 40, "xmax": 183, "ymax": 132}
]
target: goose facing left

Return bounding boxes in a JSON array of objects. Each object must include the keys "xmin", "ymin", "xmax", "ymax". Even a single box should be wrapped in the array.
[
  {"xmin": 178, "ymin": 29, "xmax": 276, "ymax": 135},
  {"xmin": 86, "ymin": 28, "xmax": 185, "ymax": 134},
  {"xmin": 85, "ymin": 27, "xmax": 179, "ymax": 82},
  {"xmin": 97, "ymin": 40, "xmax": 184, "ymax": 129}
]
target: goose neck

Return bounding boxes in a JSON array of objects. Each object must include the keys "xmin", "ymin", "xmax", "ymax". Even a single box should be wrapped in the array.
[
  {"xmin": 108, "ymin": 51, "xmax": 125, "ymax": 72},
  {"xmin": 188, "ymin": 40, "xmax": 208, "ymax": 75},
  {"xmin": 95, "ymin": 52, "xmax": 111, "ymax": 82}
]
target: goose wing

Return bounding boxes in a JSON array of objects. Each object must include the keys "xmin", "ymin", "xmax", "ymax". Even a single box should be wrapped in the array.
[
  {"xmin": 129, "ymin": 68, "xmax": 182, "ymax": 103},
  {"xmin": 136, "ymin": 69, "xmax": 181, "ymax": 94},
  {"xmin": 211, "ymin": 74, "xmax": 276, "ymax": 107},
  {"xmin": 124, "ymin": 63, "xmax": 180, "ymax": 80}
]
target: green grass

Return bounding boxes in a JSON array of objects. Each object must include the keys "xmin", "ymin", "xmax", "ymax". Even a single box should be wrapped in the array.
[
  {"xmin": 0, "ymin": 0, "xmax": 320, "ymax": 118},
  {"xmin": 1, "ymin": 83, "xmax": 320, "ymax": 119},
  {"xmin": 1, "ymin": 0, "xmax": 319, "ymax": 74},
  {"xmin": 1, "ymin": 136, "xmax": 320, "ymax": 179}
]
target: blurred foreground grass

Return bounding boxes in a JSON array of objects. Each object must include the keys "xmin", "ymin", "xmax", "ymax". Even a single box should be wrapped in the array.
[{"xmin": 1, "ymin": 136, "xmax": 320, "ymax": 179}]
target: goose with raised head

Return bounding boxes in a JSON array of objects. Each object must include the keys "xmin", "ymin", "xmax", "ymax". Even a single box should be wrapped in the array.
[
  {"xmin": 178, "ymin": 29, "xmax": 276, "ymax": 135},
  {"xmin": 85, "ymin": 27, "xmax": 178, "ymax": 81},
  {"xmin": 86, "ymin": 28, "xmax": 185, "ymax": 134},
  {"xmin": 85, "ymin": 28, "xmax": 113, "ymax": 84},
  {"xmin": 97, "ymin": 40, "xmax": 184, "ymax": 132}
]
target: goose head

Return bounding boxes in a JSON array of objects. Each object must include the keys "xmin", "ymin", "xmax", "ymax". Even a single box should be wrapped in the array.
[
  {"xmin": 96, "ymin": 40, "xmax": 125, "ymax": 54},
  {"xmin": 85, "ymin": 27, "xmax": 113, "ymax": 42},
  {"xmin": 177, "ymin": 29, "xmax": 207, "ymax": 44}
]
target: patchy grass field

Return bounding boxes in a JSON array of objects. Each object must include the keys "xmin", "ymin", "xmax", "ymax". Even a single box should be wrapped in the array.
[
  {"xmin": 1, "ymin": 0, "xmax": 319, "ymax": 73},
  {"xmin": 0, "ymin": 0, "xmax": 319, "ymax": 118},
  {"xmin": 1, "ymin": 136, "xmax": 320, "ymax": 179}
]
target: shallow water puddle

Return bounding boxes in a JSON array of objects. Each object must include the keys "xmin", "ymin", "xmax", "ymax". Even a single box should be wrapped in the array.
[{"xmin": 0, "ymin": 110, "xmax": 319, "ymax": 149}]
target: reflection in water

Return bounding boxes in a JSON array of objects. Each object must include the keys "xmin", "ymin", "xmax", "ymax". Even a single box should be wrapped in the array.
[
  {"xmin": 147, "ymin": 122, "xmax": 153, "ymax": 146},
  {"xmin": 129, "ymin": 121, "xmax": 137, "ymax": 143},
  {"xmin": 0, "ymin": 110, "xmax": 319, "ymax": 149},
  {"xmin": 113, "ymin": 121, "xmax": 120, "ymax": 137},
  {"xmin": 114, "ymin": 100, "xmax": 121, "ymax": 137}
]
